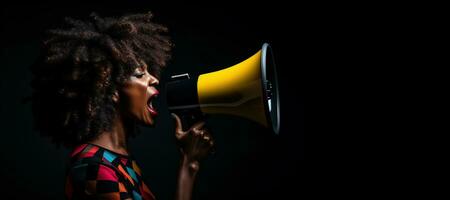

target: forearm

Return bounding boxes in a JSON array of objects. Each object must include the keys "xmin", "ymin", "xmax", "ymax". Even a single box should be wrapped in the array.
[{"xmin": 175, "ymin": 155, "xmax": 199, "ymax": 200}]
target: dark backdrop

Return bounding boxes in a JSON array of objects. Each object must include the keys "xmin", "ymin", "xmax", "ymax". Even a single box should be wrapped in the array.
[{"xmin": 1, "ymin": 2, "xmax": 304, "ymax": 199}]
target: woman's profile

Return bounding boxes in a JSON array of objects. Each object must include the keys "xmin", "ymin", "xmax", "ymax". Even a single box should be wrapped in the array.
[{"xmin": 30, "ymin": 11, "xmax": 214, "ymax": 200}]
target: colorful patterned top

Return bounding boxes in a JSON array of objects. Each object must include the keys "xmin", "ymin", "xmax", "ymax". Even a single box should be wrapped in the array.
[{"xmin": 65, "ymin": 143, "xmax": 156, "ymax": 200}]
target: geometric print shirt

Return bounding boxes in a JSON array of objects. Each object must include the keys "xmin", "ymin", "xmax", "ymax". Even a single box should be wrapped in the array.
[{"xmin": 65, "ymin": 143, "xmax": 156, "ymax": 200}]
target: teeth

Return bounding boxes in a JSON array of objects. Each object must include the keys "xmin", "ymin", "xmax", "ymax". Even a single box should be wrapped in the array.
[{"xmin": 147, "ymin": 100, "xmax": 153, "ymax": 108}]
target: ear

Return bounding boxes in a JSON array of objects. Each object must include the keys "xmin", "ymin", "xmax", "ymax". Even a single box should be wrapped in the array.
[{"xmin": 112, "ymin": 90, "xmax": 119, "ymax": 103}]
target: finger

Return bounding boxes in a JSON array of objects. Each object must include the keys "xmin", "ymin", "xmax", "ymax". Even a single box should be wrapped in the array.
[
  {"xmin": 197, "ymin": 130, "xmax": 211, "ymax": 143},
  {"xmin": 171, "ymin": 113, "xmax": 184, "ymax": 134},
  {"xmin": 199, "ymin": 130, "xmax": 205, "ymax": 137},
  {"xmin": 200, "ymin": 132, "xmax": 213, "ymax": 147},
  {"xmin": 191, "ymin": 121, "xmax": 206, "ymax": 132},
  {"xmin": 194, "ymin": 131, "xmax": 205, "ymax": 145}
]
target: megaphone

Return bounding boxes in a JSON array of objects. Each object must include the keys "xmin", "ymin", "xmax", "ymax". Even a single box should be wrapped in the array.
[{"xmin": 166, "ymin": 43, "xmax": 280, "ymax": 135}]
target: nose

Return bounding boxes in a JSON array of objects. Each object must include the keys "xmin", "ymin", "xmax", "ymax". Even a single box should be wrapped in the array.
[{"xmin": 148, "ymin": 73, "xmax": 160, "ymax": 86}]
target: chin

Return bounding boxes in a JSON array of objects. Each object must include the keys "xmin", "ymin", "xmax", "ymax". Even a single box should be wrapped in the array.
[
  {"xmin": 140, "ymin": 117, "xmax": 156, "ymax": 127},
  {"xmin": 136, "ymin": 108, "xmax": 158, "ymax": 127}
]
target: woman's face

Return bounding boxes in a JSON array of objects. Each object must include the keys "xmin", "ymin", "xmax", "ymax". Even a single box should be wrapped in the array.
[{"xmin": 119, "ymin": 64, "xmax": 160, "ymax": 126}]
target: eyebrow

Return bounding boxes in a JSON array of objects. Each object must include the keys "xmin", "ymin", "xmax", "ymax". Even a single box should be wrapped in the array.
[{"xmin": 134, "ymin": 66, "xmax": 146, "ymax": 74}]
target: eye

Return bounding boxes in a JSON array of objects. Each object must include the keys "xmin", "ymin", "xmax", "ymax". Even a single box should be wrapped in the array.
[{"xmin": 134, "ymin": 73, "xmax": 145, "ymax": 78}]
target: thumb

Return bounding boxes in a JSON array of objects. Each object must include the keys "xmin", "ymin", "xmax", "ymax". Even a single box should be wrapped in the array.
[{"xmin": 171, "ymin": 113, "xmax": 184, "ymax": 135}]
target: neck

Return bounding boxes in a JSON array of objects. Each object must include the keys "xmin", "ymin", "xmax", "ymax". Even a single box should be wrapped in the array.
[{"xmin": 88, "ymin": 113, "xmax": 132, "ymax": 156}]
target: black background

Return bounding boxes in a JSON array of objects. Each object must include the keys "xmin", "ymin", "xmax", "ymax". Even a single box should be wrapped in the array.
[{"xmin": 1, "ymin": 2, "xmax": 306, "ymax": 199}]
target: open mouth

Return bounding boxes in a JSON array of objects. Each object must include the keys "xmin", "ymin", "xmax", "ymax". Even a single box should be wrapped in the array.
[{"xmin": 147, "ymin": 91, "xmax": 159, "ymax": 116}]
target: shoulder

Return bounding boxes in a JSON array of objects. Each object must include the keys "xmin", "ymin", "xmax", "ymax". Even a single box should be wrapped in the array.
[
  {"xmin": 68, "ymin": 161, "xmax": 119, "ymax": 183},
  {"xmin": 66, "ymin": 143, "xmax": 145, "ymax": 199},
  {"xmin": 67, "ymin": 144, "xmax": 122, "ymax": 182},
  {"xmin": 66, "ymin": 144, "xmax": 123, "ymax": 196},
  {"xmin": 66, "ymin": 159, "xmax": 127, "ymax": 199}
]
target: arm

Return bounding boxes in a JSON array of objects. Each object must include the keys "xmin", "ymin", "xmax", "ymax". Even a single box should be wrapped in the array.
[
  {"xmin": 172, "ymin": 113, "xmax": 214, "ymax": 200},
  {"xmin": 175, "ymin": 155, "xmax": 199, "ymax": 200}
]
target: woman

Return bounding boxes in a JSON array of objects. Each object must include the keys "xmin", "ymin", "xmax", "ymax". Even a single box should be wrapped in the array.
[{"xmin": 30, "ymin": 11, "xmax": 214, "ymax": 200}]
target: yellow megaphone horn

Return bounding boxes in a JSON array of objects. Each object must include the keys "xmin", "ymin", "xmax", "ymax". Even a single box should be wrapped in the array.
[{"xmin": 166, "ymin": 43, "xmax": 280, "ymax": 135}]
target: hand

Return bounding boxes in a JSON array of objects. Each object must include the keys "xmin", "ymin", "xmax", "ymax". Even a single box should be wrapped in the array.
[{"xmin": 171, "ymin": 113, "xmax": 215, "ymax": 165}]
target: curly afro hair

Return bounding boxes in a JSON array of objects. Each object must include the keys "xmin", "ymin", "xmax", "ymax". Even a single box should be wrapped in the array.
[{"xmin": 30, "ymin": 11, "xmax": 172, "ymax": 147}]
